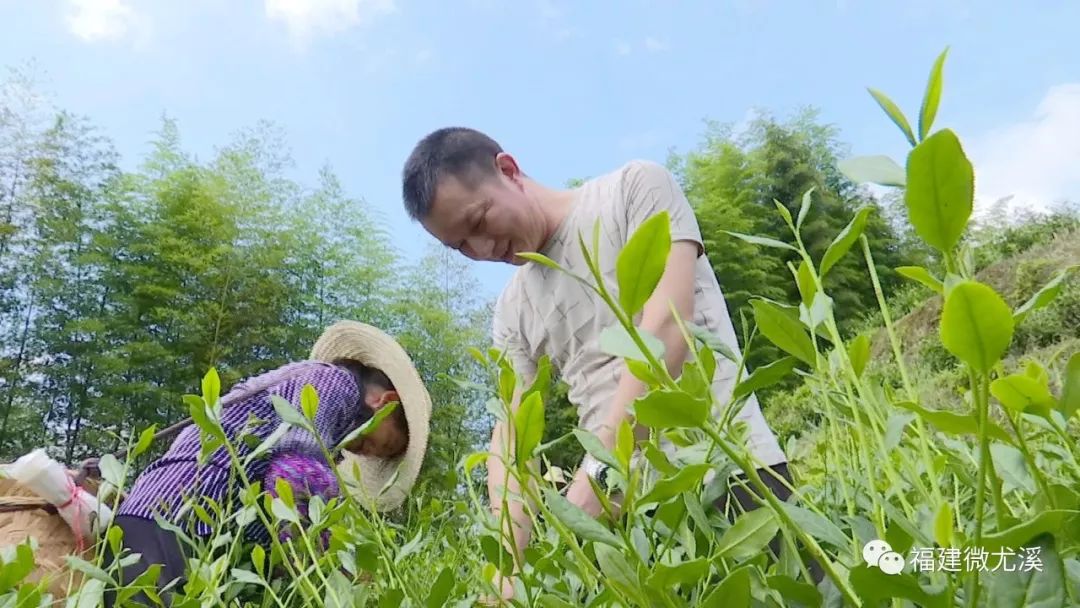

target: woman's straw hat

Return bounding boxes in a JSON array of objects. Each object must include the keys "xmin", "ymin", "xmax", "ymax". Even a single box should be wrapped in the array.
[{"xmin": 310, "ymin": 320, "xmax": 431, "ymax": 512}]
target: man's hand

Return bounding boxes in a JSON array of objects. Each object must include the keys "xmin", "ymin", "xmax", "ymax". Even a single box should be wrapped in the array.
[{"xmin": 564, "ymin": 466, "xmax": 604, "ymax": 518}]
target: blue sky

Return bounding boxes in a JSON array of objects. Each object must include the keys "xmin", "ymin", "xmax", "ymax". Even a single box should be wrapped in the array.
[{"xmin": 2, "ymin": 0, "xmax": 1078, "ymax": 301}]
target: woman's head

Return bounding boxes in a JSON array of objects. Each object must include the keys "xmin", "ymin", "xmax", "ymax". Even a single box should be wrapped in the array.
[{"xmin": 333, "ymin": 358, "xmax": 410, "ymax": 459}]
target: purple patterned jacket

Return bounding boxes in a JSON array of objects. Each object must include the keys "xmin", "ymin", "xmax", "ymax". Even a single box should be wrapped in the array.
[{"xmin": 116, "ymin": 361, "xmax": 364, "ymax": 544}]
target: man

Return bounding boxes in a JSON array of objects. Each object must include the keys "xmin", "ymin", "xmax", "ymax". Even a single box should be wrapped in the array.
[{"xmin": 401, "ymin": 127, "xmax": 794, "ymax": 599}]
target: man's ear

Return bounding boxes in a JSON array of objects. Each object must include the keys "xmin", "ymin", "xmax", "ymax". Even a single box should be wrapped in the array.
[{"xmin": 495, "ymin": 152, "xmax": 522, "ymax": 185}]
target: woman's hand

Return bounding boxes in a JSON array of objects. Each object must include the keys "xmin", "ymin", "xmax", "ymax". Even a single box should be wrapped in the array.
[{"xmin": 478, "ymin": 574, "xmax": 517, "ymax": 606}]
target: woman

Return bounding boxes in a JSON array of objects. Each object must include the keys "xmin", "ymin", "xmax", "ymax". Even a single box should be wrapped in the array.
[{"xmin": 104, "ymin": 321, "xmax": 432, "ymax": 606}]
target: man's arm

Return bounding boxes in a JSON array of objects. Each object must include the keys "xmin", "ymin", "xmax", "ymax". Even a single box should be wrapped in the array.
[
  {"xmin": 598, "ymin": 240, "xmax": 698, "ymax": 448},
  {"xmin": 567, "ymin": 241, "xmax": 699, "ymax": 517},
  {"xmin": 568, "ymin": 160, "xmax": 705, "ymax": 516}
]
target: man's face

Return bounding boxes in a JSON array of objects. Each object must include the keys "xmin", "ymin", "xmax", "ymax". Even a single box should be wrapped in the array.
[{"xmin": 420, "ymin": 153, "xmax": 546, "ymax": 265}]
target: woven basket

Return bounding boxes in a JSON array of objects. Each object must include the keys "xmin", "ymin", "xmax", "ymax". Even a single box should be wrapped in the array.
[{"xmin": 0, "ymin": 473, "xmax": 102, "ymax": 599}]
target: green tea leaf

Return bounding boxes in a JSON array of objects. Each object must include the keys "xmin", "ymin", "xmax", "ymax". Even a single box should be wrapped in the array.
[
  {"xmin": 1026, "ymin": 360, "xmax": 1050, "ymax": 384},
  {"xmin": 751, "ymin": 299, "xmax": 817, "ymax": 368},
  {"xmin": 271, "ymin": 497, "xmax": 300, "ymax": 525},
  {"xmin": 572, "ymin": 429, "xmax": 622, "ymax": 471},
  {"xmin": 991, "ymin": 442, "xmax": 1036, "ymax": 495},
  {"xmin": 984, "ymin": 533, "xmax": 1066, "ymax": 608},
  {"xmin": 538, "ymin": 597, "xmax": 577, "ymax": 608},
  {"xmin": 991, "ymin": 373, "xmax": 1055, "ymax": 417},
  {"xmin": 617, "ymin": 211, "xmax": 672, "ymax": 316},
  {"xmin": 98, "ymin": 454, "xmax": 124, "ymax": 489},
  {"xmin": 633, "ymin": 389, "xmax": 709, "ymax": 429},
  {"xmin": 593, "ymin": 544, "xmax": 638, "ymax": 590},
  {"xmin": 850, "ymin": 566, "xmax": 948, "ymax": 608},
  {"xmin": 300, "ymin": 383, "xmax": 319, "ymax": 421},
  {"xmin": 848, "ymin": 333, "xmax": 872, "ymax": 378},
  {"xmin": 716, "ymin": 508, "xmax": 779, "ymax": 560},
  {"xmin": 795, "ymin": 259, "xmax": 816, "ymax": 307},
  {"xmin": 270, "ymin": 394, "xmax": 309, "ymax": 429},
  {"xmin": 688, "ymin": 322, "xmax": 739, "ymax": 363},
  {"xmin": 767, "ymin": 575, "xmax": 824, "ymax": 608},
  {"xmin": 543, "ymin": 488, "xmax": 621, "ymax": 547},
  {"xmin": 426, "ymin": 567, "xmax": 456, "ymax": 608},
  {"xmin": 904, "ymin": 128, "xmax": 974, "ymax": 253},
  {"xmin": 702, "ymin": 565, "xmax": 752, "ymax": 608},
  {"xmin": 773, "ymin": 199, "xmax": 794, "ymax": 231},
  {"xmin": 498, "ymin": 361, "xmax": 515, "ymax": 407},
  {"xmin": 896, "ymin": 265, "xmax": 944, "ymax": 294},
  {"xmin": 868, "ymin": 87, "xmax": 918, "ymax": 147},
  {"xmin": 615, "ymin": 419, "xmax": 635, "ymax": 472},
  {"xmin": 231, "ymin": 569, "xmax": 264, "ymax": 586},
  {"xmin": 1014, "ymin": 266, "xmax": 1077, "ymax": 324},
  {"xmin": 838, "ymin": 155, "xmax": 906, "ymax": 187},
  {"xmin": 1060, "ymin": 353, "xmax": 1080, "ymax": 419},
  {"xmin": 202, "ymin": 367, "xmax": 221, "ymax": 407},
  {"xmin": 643, "ymin": 444, "xmax": 677, "ymax": 475},
  {"xmin": 599, "ymin": 323, "xmax": 665, "ymax": 363},
  {"xmin": 336, "ymin": 400, "xmax": 400, "ymax": 449},
  {"xmin": 733, "ymin": 356, "xmax": 798, "ymax": 402},
  {"xmin": 677, "ymin": 358, "xmax": 711, "ymax": 400},
  {"xmin": 640, "ymin": 464, "xmax": 711, "ymax": 505},
  {"xmin": 514, "ymin": 391, "xmax": 544, "ymax": 464},
  {"xmin": 933, "ymin": 501, "xmax": 954, "ymax": 548},
  {"xmin": 980, "ymin": 510, "xmax": 1080, "ymax": 553},
  {"xmin": 479, "ymin": 536, "xmax": 515, "ymax": 577},
  {"xmin": 648, "ymin": 558, "xmax": 709, "ymax": 589},
  {"xmin": 797, "ymin": 187, "xmax": 815, "ymax": 230},
  {"xmin": 463, "ymin": 452, "xmax": 488, "ymax": 477},
  {"xmin": 919, "ymin": 47, "xmax": 949, "ymax": 141},
  {"xmin": 781, "ymin": 503, "xmax": 850, "ymax": 548},
  {"xmin": 884, "ymin": 412, "xmax": 916, "ymax": 452},
  {"xmin": 723, "ymin": 230, "xmax": 798, "ymax": 252},
  {"xmin": 517, "ymin": 251, "xmax": 562, "ymax": 271},
  {"xmin": 63, "ymin": 555, "xmax": 113, "ymax": 585},
  {"xmin": 626, "ymin": 359, "xmax": 661, "ymax": 386},
  {"xmin": 894, "ymin": 401, "xmax": 1013, "ymax": 443},
  {"xmin": 940, "ymin": 280, "xmax": 1014, "ymax": 374},
  {"xmin": 133, "ymin": 424, "xmax": 157, "ymax": 458}
]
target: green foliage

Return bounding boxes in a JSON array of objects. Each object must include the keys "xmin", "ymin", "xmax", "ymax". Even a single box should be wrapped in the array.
[
  {"xmin": 670, "ymin": 107, "xmax": 929, "ymax": 389},
  {"xmin": 2, "ymin": 50, "xmax": 1080, "ymax": 608},
  {"xmin": 0, "ymin": 75, "xmax": 488, "ymax": 490}
]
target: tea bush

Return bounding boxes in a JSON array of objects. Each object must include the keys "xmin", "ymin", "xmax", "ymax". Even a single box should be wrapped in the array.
[{"xmin": 0, "ymin": 48, "xmax": 1078, "ymax": 608}]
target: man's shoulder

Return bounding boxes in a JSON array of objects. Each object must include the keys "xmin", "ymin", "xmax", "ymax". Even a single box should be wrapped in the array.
[{"xmin": 582, "ymin": 159, "xmax": 671, "ymax": 190}]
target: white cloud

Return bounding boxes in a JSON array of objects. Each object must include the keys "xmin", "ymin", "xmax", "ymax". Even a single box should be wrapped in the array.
[
  {"xmin": 614, "ymin": 36, "xmax": 670, "ymax": 56},
  {"xmin": 618, "ymin": 130, "xmax": 668, "ymax": 154},
  {"xmin": 64, "ymin": 0, "xmax": 144, "ymax": 43},
  {"xmin": 265, "ymin": 0, "xmax": 395, "ymax": 46},
  {"xmin": 536, "ymin": 0, "xmax": 561, "ymax": 21},
  {"xmin": 968, "ymin": 83, "xmax": 1080, "ymax": 216},
  {"xmin": 644, "ymin": 36, "xmax": 668, "ymax": 52}
]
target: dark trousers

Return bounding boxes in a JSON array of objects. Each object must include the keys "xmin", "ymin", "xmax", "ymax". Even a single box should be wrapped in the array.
[
  {"xmin": 102, "ymin": 515, "xmax": 188, "ymax": 607},
  {"xmin": 715, "ymin": 462, "xmax": 825, "ymax": 584}
]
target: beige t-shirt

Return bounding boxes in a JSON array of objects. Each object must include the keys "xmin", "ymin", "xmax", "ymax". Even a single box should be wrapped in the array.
[{"xmin": 492, "ymin": 159, "xmax": 787, "ymax": 470}]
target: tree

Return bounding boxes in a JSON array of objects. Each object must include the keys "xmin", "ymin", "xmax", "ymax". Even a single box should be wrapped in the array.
[{"xmin": 671, "ymin": 109, "xmax": 928, "ymax": 376}]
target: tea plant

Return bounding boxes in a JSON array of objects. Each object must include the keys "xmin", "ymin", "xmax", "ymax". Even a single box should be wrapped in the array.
[
  {"xmin": 0, "ymin": 47, "xmax": 1076, "ymax": 608},
  {"xmin": 464, "ymin": 47, "xmax": 1080, "ymax": 607}
]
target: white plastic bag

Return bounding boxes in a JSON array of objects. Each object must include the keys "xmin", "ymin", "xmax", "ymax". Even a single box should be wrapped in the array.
[{"xmin": 1, "ymin": 449, "xmax": 113, "ymax": 547}]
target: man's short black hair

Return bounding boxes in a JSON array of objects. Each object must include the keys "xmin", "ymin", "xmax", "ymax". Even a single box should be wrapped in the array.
[{"xmin": 401, "ymin": 127, "xmax": 504, "ymax": 221}]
